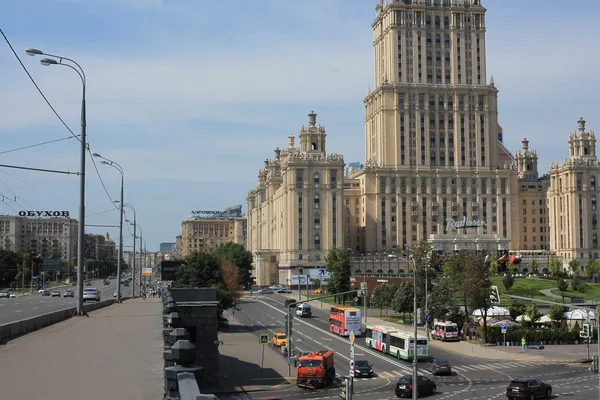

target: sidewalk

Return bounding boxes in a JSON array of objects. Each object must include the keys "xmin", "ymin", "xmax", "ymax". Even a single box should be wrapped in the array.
[
  {"xmin": 0, "ymin": 298, "xmax": 164, "ymax": 400},
  {"xmin": 270, "ymin": 291, "xmax": 585, "ymax": 363},
  {"xmin": 204, "ymin": 306, "xmax": 293, "ymax": 395}
]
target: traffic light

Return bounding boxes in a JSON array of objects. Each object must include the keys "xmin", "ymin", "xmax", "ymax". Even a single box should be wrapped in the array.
[
  {"xmin": 580, "ymin": 323, "xmax": 591, "ymax": 339},
  {"xmin": 339, "ymin": 378, "xmax": 349, "ymax": 399},
  {"xmin": 285, "ymin": 313, "xmax": 293, "ymax": 337},
  {"xmin": 490, "ymin": 285, "xmax": 500, "ymax": 304}
]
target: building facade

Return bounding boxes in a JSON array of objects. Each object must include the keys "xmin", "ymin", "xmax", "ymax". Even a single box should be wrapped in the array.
[
  {"xmin": 246, "ymin": 0, "xmax": 600, "ymax": 285},
  {"xmin": 0, "ymin": 215, "xmax": 79, "ymax": 262},
  {"xmin": 548, "ymin": 118, "xmax": 600, "ymax": 261},
  {"xmin": 159, "ymin": 242, "xmax": 176, "ymax": 252},
  {"xmin": 351, "ymin": 0, "xmax": 518, "ymax": 255},
  {"xmin": 180, "ymin": 205, "xmax": 247, "ymax": 258},
  {"xmin": 247, "ymin": 112, "xmax": 345, "ymax": 285}
]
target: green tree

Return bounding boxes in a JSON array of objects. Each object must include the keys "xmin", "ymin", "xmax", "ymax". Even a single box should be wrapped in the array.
[
  {"xmin": 508, "ymin": 299, "xmax": 527, "ymax": 320},
  {"xmin": 442, "ymin": 251, "xmax": 472, "ymax": 326},
  {"xmin": 325, "ymin": 248, "xmax": 352, "ymax": 303},
  {"xmin": 548, "ymin": 304, "xmax": 566, "ymax": 328},
  {"xmin": 489, "ymin": 251, "xmax": 499, "ymax": 275},
  {"xmin": 568, "ymin": 259, "xmax": 580, "ymax": 277},
  {"xmin": 173, "ymin": 251, "xmax": 234, "ymax": 314},
  {"xmin": 557, "ymin": 278, "xmax": 569, "ymax": 303},
  {"xmin": 584, "ymin": 258, "xmax": 598, "ymax": 283},
  {"xmin": 529, "ymin": 257, "xmax": 538, "ymax": 275},
  {"xmin": 212, "ymin": 242, "xmax": 254, "ymax": 288},
  {"xmin": 0, "ymin": 249, "xmax": 22, "ymax": 288},
  {"xmin": 427, "ymin": 274, "xmax": 457, "ymax": 321},
  {"xmin": 391, "ymin": 281, "xmax": 414, "ymax": 318},
  {"xmin": 548, "ymin": 256, "xmax": 561, "ymax": 278},
  {"xmin": 525, "ymin": 302, "xmax": 542, "ymax": 325},
  {"xmin": 409, "ymin": 241, "xmax": 435, "ymax": 312},
  {"xmin": 371, "ymin": 283, "xmax": 390, "ymax": 317},
  {"xmin": 463, "ymin": 255, "xmax": 493, "ymax": 342},
  {"xmin": 503, "ymin": 271, "xmax": 514, "ymax": 291}
]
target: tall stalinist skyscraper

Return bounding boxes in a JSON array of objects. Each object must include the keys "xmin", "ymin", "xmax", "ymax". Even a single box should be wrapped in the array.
[{"xmin": 346, "ymin": 0, "xmax": 518, "ymax": 254}]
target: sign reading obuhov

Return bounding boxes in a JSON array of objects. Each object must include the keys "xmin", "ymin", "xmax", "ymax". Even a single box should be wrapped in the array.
[
  {"xmin": 445, "ymin": 216, "xmax": 486, "ymax": 233},
  {"xmin": 18, "ymin": 210, "xmax": 70, "ymax": 217}
]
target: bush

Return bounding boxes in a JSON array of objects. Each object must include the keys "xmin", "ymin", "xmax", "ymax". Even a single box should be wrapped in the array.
[
  {"xmin": 477, "ymin": 326, "xmax": 584, "ymax": 344},
  {"xmin": 571, "ymin": 279, "xmax": 588, "ymax": 293}
]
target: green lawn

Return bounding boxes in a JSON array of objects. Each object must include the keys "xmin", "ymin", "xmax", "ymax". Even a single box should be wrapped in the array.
[{"xmin": 492, "ymin": 275, "xmax": 600, "ymax": 303}]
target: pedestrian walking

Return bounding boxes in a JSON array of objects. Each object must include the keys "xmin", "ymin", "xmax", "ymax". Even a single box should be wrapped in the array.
[
  {"xmin": 157, "ymin": 287, "xmax": 161, "ymax": 298},
  {"xmin": 521, "ymin": 336, "xmax": 527, "ymax": 352}
]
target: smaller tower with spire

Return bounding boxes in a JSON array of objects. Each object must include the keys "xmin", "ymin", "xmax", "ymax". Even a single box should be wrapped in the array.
[
  {"xmin": 515, "ymin": 137, "xmax": 539, "ymax": 181},
  {"xmin": 568, "ymin": 117, "xmax": 597, "ymax": 160},
  {"xmin": 299, "ymin": 111, "xmax": 327, "ymax": 153}
]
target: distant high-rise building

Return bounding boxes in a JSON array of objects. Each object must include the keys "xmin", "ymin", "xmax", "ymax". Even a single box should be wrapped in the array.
[{"xmin": 159, "ymin": 242, "xmax": 176, "ymax": 252}]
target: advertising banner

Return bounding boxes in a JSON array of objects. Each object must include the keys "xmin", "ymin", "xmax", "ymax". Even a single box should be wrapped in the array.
[
  {"xmin": 142, "ymin": 267, "xmax": 153, "ymax": 277},
  {"xmin": 160, "ymin": 260, "xmax": 186, "ymax": 281},
  {"xmin": 290, "ymin": 275, "xmax": 313, "ymax": 285}
]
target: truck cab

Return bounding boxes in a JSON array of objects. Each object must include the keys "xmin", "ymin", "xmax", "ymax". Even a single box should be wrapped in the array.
[
  {"xmin": 296, "ymin": 350, "xmax": 336, "ymax": 389},
  {"xmin": 273, "ymin": 333, "xmax": 287, "ymax": 347}
]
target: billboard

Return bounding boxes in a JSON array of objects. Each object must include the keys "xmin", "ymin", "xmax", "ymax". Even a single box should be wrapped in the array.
[
  {"xmin": 142, "ymin": 267, "xmax": 152, "ymax": 277},
  {"xmin": 160, "ymin": 260, "xmax": 187, "ymax": 281},
  {"xmin": 42, "ymin": 259, "xmax": 62, "ymax": 272}
]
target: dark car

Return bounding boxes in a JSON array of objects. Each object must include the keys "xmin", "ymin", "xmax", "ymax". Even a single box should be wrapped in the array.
[
  {"xmin": 353, "ymin": 360, "xmax": 374, "ymax": 378},
  {"xmin": 41, "ymin": 289, "xmax": 51, "ymax": 296},
  {"xmin": 506, "ymin": 378, "xmax": 552, "ymax": 399},
  {"xmin": 428, "ymin": 358, "xmax": 452, "ymax": 375},
  {"xmin": 284, "ymin": 299, "xmax": 296, "ymax": 308},
  {"xmin": 394, "ymin": 375, "xmax": 436, "ymax": 398},
  {"xmin": 218, "ymin": 318, "xmax": 229, "ymax": 328}
]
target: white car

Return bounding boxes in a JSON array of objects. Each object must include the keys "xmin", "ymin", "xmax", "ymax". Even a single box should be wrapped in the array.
[
  {"xmin": 9, "ymin": 293, "xmax": 16, "ymax": 298},
  {"xmin": 0, "ymin": 290, "xmax": 9, "ymax": 298},
  {"xmin": 83, "ymin": 288, "xmax": 101, "ymax": 302}
]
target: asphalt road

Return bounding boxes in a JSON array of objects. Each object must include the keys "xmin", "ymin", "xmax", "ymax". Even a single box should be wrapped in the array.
[
  {"xmin": 0, "ymin": 279, "xmax": 132, "ymax": 324},
  {"xmin": 226, "ymin": 293, "xmax": 598, "ymax": 400}
]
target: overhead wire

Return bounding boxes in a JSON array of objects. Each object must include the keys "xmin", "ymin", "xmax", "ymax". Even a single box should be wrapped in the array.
[
  {"xmin": 1, "ymin": 26, "xmax": 123, "ymax": 227},
  {"xmin": 0, "ymin": 27, "xmax": 80, "ymax": 142},
  {"xmin": 0, "ymin": 135, "xmax": 80, "ymax": 156}
]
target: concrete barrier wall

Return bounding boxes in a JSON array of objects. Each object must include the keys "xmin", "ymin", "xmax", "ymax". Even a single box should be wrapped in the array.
[{"xmin": 0, "ymin": 298, "xmax": 121, "ymax": 344}]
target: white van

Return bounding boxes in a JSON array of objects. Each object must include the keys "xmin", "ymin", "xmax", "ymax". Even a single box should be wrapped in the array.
[
  {"xmin": 431, "ymin": 321, "xmax": 460, "ymax": 341},
  {"xmin": 296, "ymin": 303, "xmax": 312, "ymax": 318}
]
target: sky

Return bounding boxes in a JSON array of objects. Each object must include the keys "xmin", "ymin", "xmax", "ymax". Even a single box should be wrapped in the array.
[{"xmin": 1, "ymin": 0, "xmax": 599, "ymax": 252}]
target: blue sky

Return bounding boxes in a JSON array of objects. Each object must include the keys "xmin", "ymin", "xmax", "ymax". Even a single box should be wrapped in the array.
[{"xmin": 1, "ymin": 0, "xmax": 599, "ymax": 252}]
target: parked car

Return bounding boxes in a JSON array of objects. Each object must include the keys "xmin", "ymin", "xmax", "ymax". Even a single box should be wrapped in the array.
[
  {"xmin": 83, "ymin": 288, "xmax": 101, "ymax": 302},
  {"xmin": 63, "ymin": 289, "xmax": 74, "ymax": 298},
  {"xmin": 428, "ymin": 358, "xmax": 452, "ymax": 375},
  {"xmin": 505, "ymin": 378, "xmax": 552, "ymax": 399},
  {"xmin": 51, "ymin": 290, "xmax": 61, "ymax": 297},
  {"xmin": 394, "ymin": 375, "xmax": 437, "ymax": 398}
]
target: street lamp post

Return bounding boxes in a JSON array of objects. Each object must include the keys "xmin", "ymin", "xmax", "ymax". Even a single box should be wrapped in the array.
[
  {"xmin": 136, "ymin": 224, "xmax": 143, "ymax": 291},
  {"xmin": 408, "ymin": 254, "xmax": 418, "ymax": 400},
  {"xmin": 26, "ymin": 47, "xmax": 87, "ymax": 315},
  {"xmin": 92, "ymin": 153, "xmax": 124, "ymax": 302},
  {"xmin": 121, "ymin": 203, "xmax": 137, "ymax": 297}
]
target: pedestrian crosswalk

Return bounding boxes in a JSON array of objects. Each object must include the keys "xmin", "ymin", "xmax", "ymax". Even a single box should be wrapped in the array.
[{"xmin": 356, "ymin": 361, "xmax": 573, "ymax": 381}]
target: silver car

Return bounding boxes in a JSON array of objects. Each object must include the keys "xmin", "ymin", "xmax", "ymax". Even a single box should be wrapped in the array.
[{"xmin": 83, "ymin": 288, "xmax": 101, "ymax": 302}]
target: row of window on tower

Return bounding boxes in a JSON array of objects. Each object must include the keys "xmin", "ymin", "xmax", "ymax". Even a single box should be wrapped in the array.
[
  {"xmin": 296, "ymin": 170, "xmax": 338, "ymax": 189},
  {"xmin": 378, "ymin": 176, "xmax": 507, "ymax": 195}
]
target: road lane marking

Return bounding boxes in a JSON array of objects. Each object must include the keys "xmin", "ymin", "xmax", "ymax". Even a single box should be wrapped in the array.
[
  {"xmin": 32, "ymin": 307, "xmax": 38, "ymax": 310},
  {"xmin": 321, "ymin": 337, "xmax": 333, "ymax": 341},
  {"xmin": 14, "ymin": 310, "xmax": 22, "ymax": 312}
]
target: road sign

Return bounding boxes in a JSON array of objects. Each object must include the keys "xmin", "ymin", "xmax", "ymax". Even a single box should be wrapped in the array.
[
  {"xmin": 469, "ymin": 321, "xmax": 476, "ymax": 333},
  {"xmin": 500, "ymin": 322, "xmax": 507, "ymax": 334},
  {"xmin": 349, "ymin": 359, "xmax": 355, "ymax": 374},
  {"xmin": 349, "ymin": 331, "xmax": 355, "ymax": 344},
  {"xmin": 425, "ymin": 314, "xmax": 432, "ymax": 322},
  {"xmin": 260, "ymin": 334, "xmax": 269, "ymax": 344},
  {"xmin": 353, "ymin": 297, "xmax": 359, "ymax": 302},
  {"xmin": 360, "ymin": 282, "xmax": 368, "ymax": 290},
  {"xmin": 319, "ymin": 268, "xmax": 326, "ymax": 276}
]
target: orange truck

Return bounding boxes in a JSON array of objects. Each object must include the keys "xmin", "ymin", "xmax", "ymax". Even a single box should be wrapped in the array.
[{"xmin": 296, "ymin": 350, "xmax": 336, "ymax": 389}]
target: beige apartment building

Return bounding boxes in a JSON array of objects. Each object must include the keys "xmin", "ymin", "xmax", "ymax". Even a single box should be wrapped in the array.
[
  {"xmin": 180, "ymin": 206, "xmax": 247, "ymax": 258},
  {"xmin": 246, "ymin": 0, "xmax": 600, "ymax": 285},
  {"xmin": 247, "ymin": 112, "xmax": 345, "ymax": 285},
  {"xmin": 0, "ymin": 215, "xmax": 78, "ymax": 262},
  {"xmin": 548, "ymin": 118, "xmax": 600, "ymax": 262}
]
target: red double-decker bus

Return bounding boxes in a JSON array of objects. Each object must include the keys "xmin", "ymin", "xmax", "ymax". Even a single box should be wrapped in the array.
[{"xmin": 329, "ymin": 306, "xmax": 362, "ymax": 337}]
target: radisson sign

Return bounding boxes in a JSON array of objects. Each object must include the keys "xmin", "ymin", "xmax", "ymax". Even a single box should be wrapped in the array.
[
  {"xmin": 445, "ymin": 216, "xmax": 486, "ymax": 233},
  {"xmin": 18, "ymin": 211, "xmax": 70, "ymax": 217}
]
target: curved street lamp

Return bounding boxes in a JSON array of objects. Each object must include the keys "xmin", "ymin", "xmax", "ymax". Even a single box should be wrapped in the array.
[
  {"xmin": 26, "ymin": 47, "xmax": 87, "ymax": 316},
  {"xmin": 92, "ymin": 153, "xmax": 124, "ymax": 302}
]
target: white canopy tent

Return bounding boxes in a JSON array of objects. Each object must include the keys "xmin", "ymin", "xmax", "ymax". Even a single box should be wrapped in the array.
[{"xmin": 472, "ymin": 306, "xmax": 510, "ymax": 318}]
